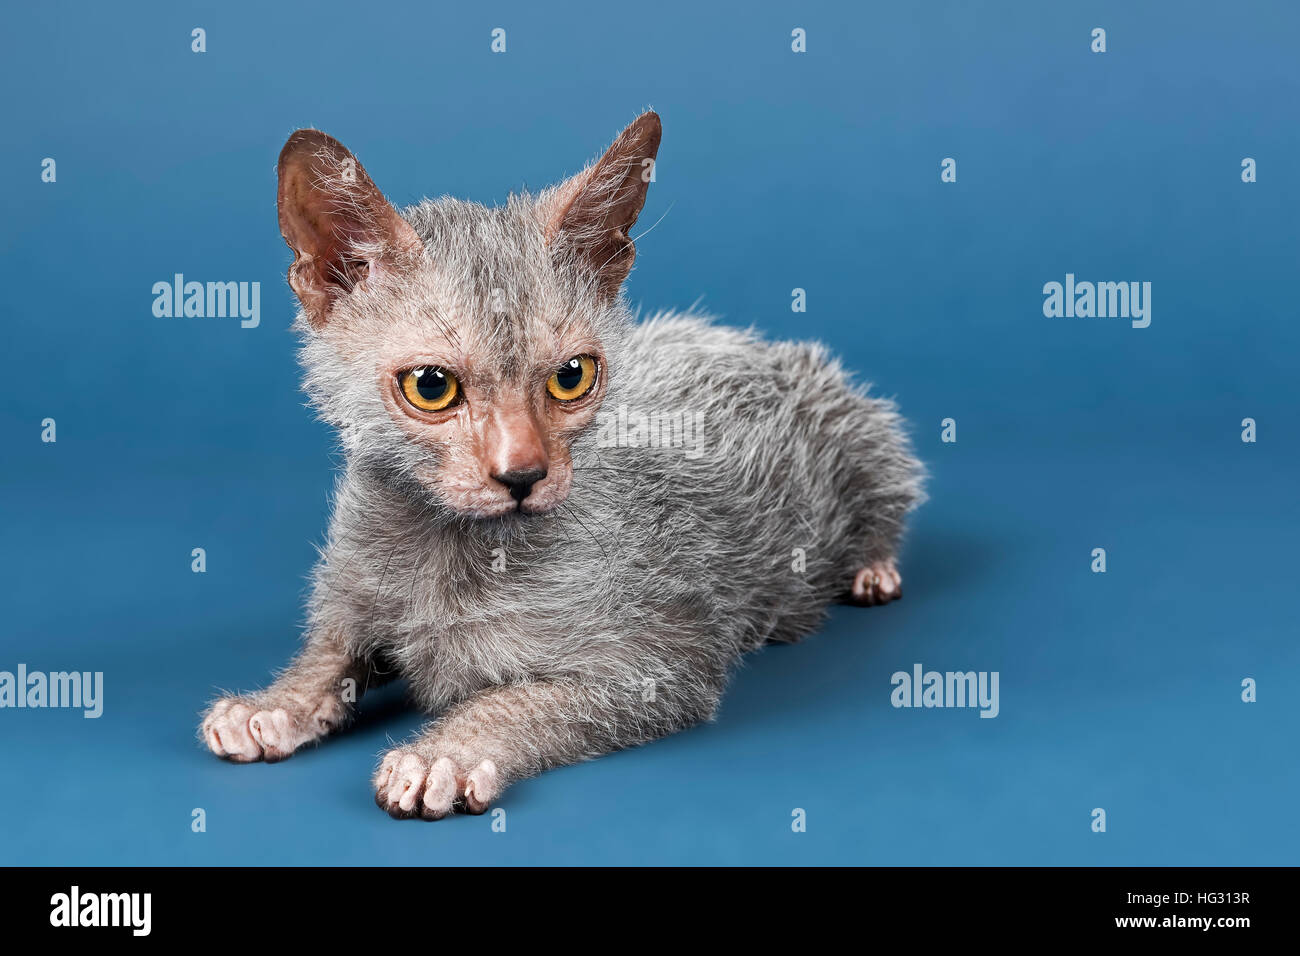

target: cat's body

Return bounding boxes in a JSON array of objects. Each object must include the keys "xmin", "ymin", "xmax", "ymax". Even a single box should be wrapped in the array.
[
  {"xmin": 201, "ymin": 113, "xmax": 924, "ymax": 818},
  {"xmin": 321, "ymin": 311, "xmax": 915, "ymax": 708}
]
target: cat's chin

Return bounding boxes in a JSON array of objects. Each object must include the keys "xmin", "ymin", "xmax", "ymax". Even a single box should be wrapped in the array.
[
  {"xmin": 456, "ymin": 503, "xmax": 558, "ymax": 523},
  {"xmin": 449, "ymin": 505, "xmax": 560, "ymax": 542}
]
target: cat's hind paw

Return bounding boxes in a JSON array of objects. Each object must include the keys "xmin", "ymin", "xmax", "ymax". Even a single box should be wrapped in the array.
[
  {"xmin": 373, "ymin": 748, "xmax": 500, "ymax": 820},
  {"xmin": 848, "ymin": 561, "xmax": 902, "ymax": 607}
]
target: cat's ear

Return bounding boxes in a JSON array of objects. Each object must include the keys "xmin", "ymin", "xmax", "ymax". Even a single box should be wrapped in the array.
[
  {"xmin": 543, "ymin": 111, "xmax": 661, "ymax": 299},
  {"xmin": 277, "ymin": 130, "xmax": 423, "ymax": 327}
]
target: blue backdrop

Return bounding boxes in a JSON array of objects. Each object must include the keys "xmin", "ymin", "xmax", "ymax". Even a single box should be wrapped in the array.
[{"xmin": 2, "ymin": 0, "xmax": 1295, "ymax": 865}]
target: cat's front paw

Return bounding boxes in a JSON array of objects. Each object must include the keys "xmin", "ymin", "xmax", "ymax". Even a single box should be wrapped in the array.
[
  {"xmin": 373, "ymin": 748, "xmax": 501, "ymax": 820},
  {"xmin": 201, "ymin": 695, "xmax": 335, "ymax": 763}
]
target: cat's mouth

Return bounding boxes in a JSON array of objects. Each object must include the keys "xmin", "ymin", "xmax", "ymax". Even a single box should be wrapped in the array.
[
  {"xmin": 430, "ymin": 480, "xmax": 572, "ymax": 521},
  {"xmin": 469, "ymin": 500, "xmax": 553, "ymax": 520},
  {"xmin": 479, "ymin": 503, "xmax": 547, "ymax": 523}
]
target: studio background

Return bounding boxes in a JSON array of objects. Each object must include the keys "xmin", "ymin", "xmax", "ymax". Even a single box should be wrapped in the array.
[{"xmin": 2, "ymin": 0, "xmax": 1296, "ymax": 865}]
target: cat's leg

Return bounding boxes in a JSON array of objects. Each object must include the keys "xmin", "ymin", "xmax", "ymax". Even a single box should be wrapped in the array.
[
  {"xmin": 848, "ymin": 560, "xmax": 903, "ymax": 607},
  {"xmin": 373, "ymin": 676, "xmax": 721, "ymax": 819},
  {"xmin": 832, "ymin": 391, "xmax": 923, "ymax": 608},
  {"xmin": 201, "ymin": 627, "xmax": 383, "ymax": 763},
  {"xmin": 840, "ymin": 469, "xmax": 915, "ymax": 608}
]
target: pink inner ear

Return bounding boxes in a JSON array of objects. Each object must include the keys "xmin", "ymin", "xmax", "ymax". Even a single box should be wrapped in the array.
[
  {"xmin": 544, "ymin": 173, "xmax": 593, "ymax": 246},
  {"xmin": 277, "ymin": 129, "xmax": 423, "ymax": 324},
  {"xmin": 543, "ymin": 113, "xmax": 661, "ymax": 296}
]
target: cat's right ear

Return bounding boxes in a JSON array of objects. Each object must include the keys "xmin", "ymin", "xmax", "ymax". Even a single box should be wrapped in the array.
[{"xmin": 277, "ymin": 130, "xmax": 423, "ymax": 328}]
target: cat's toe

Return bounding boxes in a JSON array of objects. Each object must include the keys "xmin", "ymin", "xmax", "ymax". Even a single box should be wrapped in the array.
[
  {"xmin": 375, "ymin": 751, "xmax": 423, "ymax": 818},
  {"xmin": 247, "ymin": 708, "xmax": 300, "ymax": 762},
  {"xmin": 462, "ymin": 759, "xmax": 500, "ymax": 815},
  {"xmin": 420, "ymin": 757, "xmax": 460, "ymax": 820},
  {"xmin": 202, "ymin": 698, "xmax": 264, "ymax": 762},
  {"xmin": 848, "ymin": 561, "xmax": 902, "ymax": 607}
]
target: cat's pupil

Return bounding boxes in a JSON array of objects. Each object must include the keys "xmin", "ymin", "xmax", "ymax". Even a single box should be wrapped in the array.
[
  {"xmin": 555, "ymin": 359, "xmax": 583, "ymax": 391},
  {"xmin": 414, "ymin": 368, "xmax": 448, "ymax": 401}
]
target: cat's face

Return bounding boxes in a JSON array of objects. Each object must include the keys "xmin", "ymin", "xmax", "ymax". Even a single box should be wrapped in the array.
[{"xmin": 278, "ymin": 114, "xmax": 660, "ymax": 520}]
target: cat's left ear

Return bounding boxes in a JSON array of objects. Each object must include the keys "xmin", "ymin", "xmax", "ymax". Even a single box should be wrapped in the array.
[
  {"xmin": 543, "ymin": 111, "xmax": 661, "ymax": 299},
  {"xmin": 277, "ymin": 129, "xmax": 424, "ymax": 328}
]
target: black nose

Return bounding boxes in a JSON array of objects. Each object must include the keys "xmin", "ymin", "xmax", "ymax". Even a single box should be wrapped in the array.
[{"xmin": 493, "ymin": 468, "xmax": 547, "ymax": 503}]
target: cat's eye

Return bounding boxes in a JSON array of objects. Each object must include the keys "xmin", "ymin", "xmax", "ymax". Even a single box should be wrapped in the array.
[
  {"xmin": 546, "ymin": 355, "xmax": 598, "ymax": 402},
  {"xmin": 399, "ymin": 366, "xmax": 461, "ymax": 412}
]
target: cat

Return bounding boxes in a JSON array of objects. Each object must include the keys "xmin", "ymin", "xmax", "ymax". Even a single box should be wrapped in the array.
[{"xmin": 200, "ymin": 111, "xmax": 925, "ymax": 819}]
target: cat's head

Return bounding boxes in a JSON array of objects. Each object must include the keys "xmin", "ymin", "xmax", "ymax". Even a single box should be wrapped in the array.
[{"xmin": 277, "ymin": 113, "xmax": 660, "ymax": 521}]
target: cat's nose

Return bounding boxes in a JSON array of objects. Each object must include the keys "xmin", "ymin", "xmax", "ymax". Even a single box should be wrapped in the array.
[{"xmin": 493, "ymin": 468, "xmax": 547, "ymax": 503}]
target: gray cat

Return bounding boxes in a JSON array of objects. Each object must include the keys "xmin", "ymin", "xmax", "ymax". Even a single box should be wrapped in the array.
[{"xmin": 200, "ymin": 112, "xmax": 925, "ymax": 819}]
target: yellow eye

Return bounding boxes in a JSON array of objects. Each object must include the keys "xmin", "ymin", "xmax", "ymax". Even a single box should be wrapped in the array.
[
  {"xmin": 547, "ymin": 355, "xmax": 598, "ymax": 402},
  {"xmin": 399, "ymin": 366, "xmax": 460, "ymax": 412}
]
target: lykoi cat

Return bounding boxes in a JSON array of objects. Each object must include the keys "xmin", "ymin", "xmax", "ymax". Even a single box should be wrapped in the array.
[{"xmin": 200, "ymin": 112, "xmax": 925, "ymax": 819}]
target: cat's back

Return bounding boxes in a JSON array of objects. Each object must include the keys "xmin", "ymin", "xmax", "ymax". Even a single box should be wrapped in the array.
[
  {"xmin": 619, "ymin": 311, "xmax": 857, "ymax": 406},
  {"xmin": 615, "ymin": 311, "xmax": 880, "ymax": 462}
]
